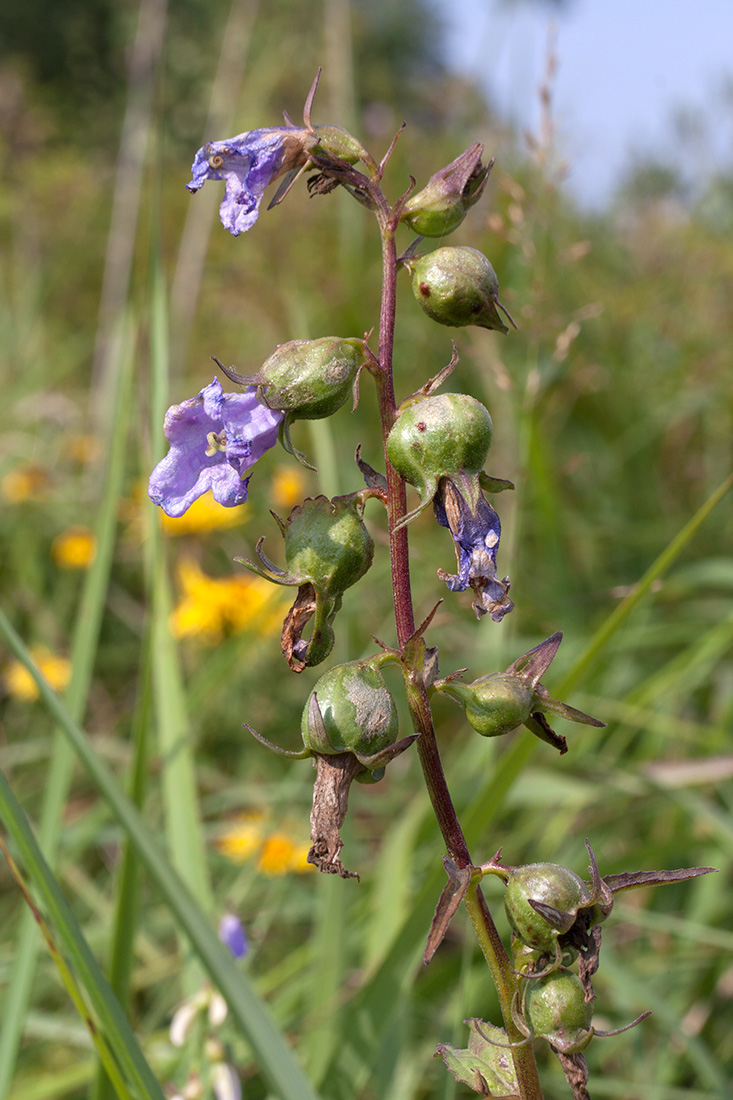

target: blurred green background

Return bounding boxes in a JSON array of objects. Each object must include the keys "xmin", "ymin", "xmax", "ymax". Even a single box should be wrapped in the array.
[{"xmin": 0, "ymin": 1, "xmax": 731, "ymax": 1098}]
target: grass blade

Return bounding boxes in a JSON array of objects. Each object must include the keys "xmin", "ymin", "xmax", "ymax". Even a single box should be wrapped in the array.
[
  {"xmin": 0, "ymin": 610, "xmax": 323, "ymax": 1100},
  {"xmin": 0, "ymin": 771, "xmax": 164, "ymax": 1100},
  {"xmin": 0, "ymin": 317, "xmax": 136, "ymax": 1099}
]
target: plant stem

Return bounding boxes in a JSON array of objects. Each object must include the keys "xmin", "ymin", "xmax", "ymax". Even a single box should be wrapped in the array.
[
  {"xmin": 372, "ymin": 199, "xmax": 545, "ymax": 1100},
  {"xmin": 374, "ymin": 215, "xmax": 415, "ymax": 646}
]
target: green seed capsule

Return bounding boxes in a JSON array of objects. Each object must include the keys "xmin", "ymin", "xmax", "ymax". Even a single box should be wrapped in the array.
[
  {"xmin": 302, "ymin": 659, "xmax": 399, "ymax": 759},
  {"xmin": 284, "ymin": 494, "xmax": 373, "ymax": 597},
  {"xmin": 505, "ymin": 863, "xmax": 586, "ymax": 954},
  {"xmin": 312, "ymin": 125, "xmax": 369, "ymax": 165},
  {"xmin": 400, "ymin": 143, "xmax": 492, "ymax": 237},
  {"xmin": 437, "ymin": 674, "xmax": 534, "ymax": 737},
  {"xmin": 256, "ymin": 337, "xmax": 366, "ymax": 421},
  {"xmin": 386, "ymin": 393, "xmax": 493, "ymax": 517},
  {"xmin": 409, "ymin": 247, "xmax": 514, "ymax": 333},
  {"xmin": 522, "ymin": 969, "xmax": 593, "ymax": 1053}
]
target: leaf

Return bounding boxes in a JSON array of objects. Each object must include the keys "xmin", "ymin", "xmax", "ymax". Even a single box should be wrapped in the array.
[
  {"xmin": 435, "ymin": 1018, "xmax": 519, "ymax": 1097},
  {"xmin": 423, "ymin": 856, "xmax": 471, "ymax": 964}
]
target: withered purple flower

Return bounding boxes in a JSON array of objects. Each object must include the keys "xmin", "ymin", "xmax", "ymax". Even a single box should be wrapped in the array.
[
  {"xmin": 434, "ymin": 472, "xmax": 513, "ymax": 622},
  {"xmin": 187, "ymin": 127, "xmax": 314, "ymax": 236},
  {"xmin": 148, "ymin": 378, "xmax": 282, "ymax": 518}
]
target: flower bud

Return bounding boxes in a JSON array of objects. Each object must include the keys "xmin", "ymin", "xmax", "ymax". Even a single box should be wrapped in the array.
[
  {"xmin": 434, "ymin": 633, "xmax": 605, "ymax": 750},
  {"xmin": 302, "ymin": 658, "xmax": 400, "ymax": 764},
  {"xmin": 409, "ymin": 246, "xmax": 515, "ymax": 333},
  {"xmin": 386, "ymin": 393, "xmax": 493, "ymax": 520},
  {"xmin": 505, "ymin": 863, "xmax": 587, "ymax": 956},
  {"xmin": 521, "ymin": 969, "xmax": 593, "ymax": 1054},
  {"xmin": 401, "ymin": 143, "xmax": 492, "ymax": 237},
  {"xmin": 436, "ymin": 674, "xmax": 533, "ymax": 737}
]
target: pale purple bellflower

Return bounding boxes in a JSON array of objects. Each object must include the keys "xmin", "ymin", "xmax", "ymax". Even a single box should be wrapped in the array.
[
  {"xmin": 187, "ymin": 127, "xmax": 313, "ymax": 236},
  {"xmin": 148, "ymin": 378, "xmax": 282, "ymax": 518}
]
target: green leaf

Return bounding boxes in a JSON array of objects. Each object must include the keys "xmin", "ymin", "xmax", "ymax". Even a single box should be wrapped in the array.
[{"xmin": 435, "ymin": 1018, "xmax": 519, "ymax": 1097}]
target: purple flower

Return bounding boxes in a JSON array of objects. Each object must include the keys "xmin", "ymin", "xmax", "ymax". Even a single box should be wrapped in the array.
[
  {"xmin": 149, "ymin": 378, "xmax": 282, "ymax": 518},
  {"xmin": 187, "ymin": 127, "xmax": 313, "ymax": 236},
  {"xmin": 434, "ymin": 476, "xmax": 513, "ymax": 623},
  {"xmin": 218, "ymin": 913, "xmax": 248, "ymax": 960}
]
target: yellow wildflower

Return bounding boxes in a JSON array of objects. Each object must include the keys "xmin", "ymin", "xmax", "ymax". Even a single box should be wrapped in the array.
[
  {"xmin": 65, "ymin": 435, "xmax": 103, "ymax": 464},
  {"xmin": 0, "ymin": 464, "xmax": 50, "ymax": 503},
  {"xmin": 160, "ymin": 492, "xmax": 247, "ymax": 536},
  {"xmin": 4, "ymin": 646, "xmax": 71, "ymax": 702},
  {"xmin": 257, "ymin": 832, "xmax": 313, "ymax": 876},
  {"xmin": 215, "ymin": 813, "xmax": 313, "ymax": 876},
  {"xmin": 52, "ymin": 527, "xmax": 97, "ymax": 569},
  {"xmin": 215, "ymin": 811, "xmax": 267, "ymax": 863},
  {"xmin": 170, "ymin": 558, "xmax": 286, "ymax": 644},
  {"xmin": 270, "ymin": 466, "xmax": 308, "ymax": 512}
]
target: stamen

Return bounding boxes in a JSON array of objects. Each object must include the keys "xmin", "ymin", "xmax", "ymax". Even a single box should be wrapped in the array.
[{"xmin": 205, "ymin": 430, "xmax": 227, "ymax": 456}]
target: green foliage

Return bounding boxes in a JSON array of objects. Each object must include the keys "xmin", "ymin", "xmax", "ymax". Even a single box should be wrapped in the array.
[{"xmin": 0, "ymin": 2, "xmax": 731, "ymax": 1098}]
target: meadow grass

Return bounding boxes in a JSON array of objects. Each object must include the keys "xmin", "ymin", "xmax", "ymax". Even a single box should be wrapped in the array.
[{"xmin": 0, "ymin": 4, "xmax": 731, "ymax": 1098}]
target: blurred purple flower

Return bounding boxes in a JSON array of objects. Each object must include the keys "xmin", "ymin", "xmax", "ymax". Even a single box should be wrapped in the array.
[
  {"xmin": 187, "ymin": 127, "xmax": 313, "ymax": 236},
  {"xmin": 149, "ymin": 378, "xmax": 282, "ymax": 518},
  {"xmin": 434, "ymin": 478, "xmax": 513, "ymax": 623},
  {"xmin": 218, "ymin": 913, "xmax": 248, "ymax": 960}
]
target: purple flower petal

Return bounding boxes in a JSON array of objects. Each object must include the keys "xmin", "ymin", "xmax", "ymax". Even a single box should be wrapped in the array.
[
  {"xmin": 186, "ymin": 127, "xmax": 311, "ymax": 236},
  {"xmin": 148, "ymin": 378, "xmax": 283, "ymax": 518},
  {"xmin": 218, "ymin": 913, "xmax": 248, "ymax": 959},
  {"xmin": 434, "ymin": 480, "xmax": 513, "ymax": 622}
]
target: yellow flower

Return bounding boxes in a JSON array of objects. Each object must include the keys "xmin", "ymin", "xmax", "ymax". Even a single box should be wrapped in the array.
[
  {"xmin": 160, "ymin": 492, "xmax": 247, "ymax": 536},
  {"xmin": 215, "ymin": 811, "xmax": 267, "ymax": 863},
  {"xmin": 170, "ymin": 558, "xmax": 286, "ymax": 643},
  {"xmin": 257, "ymin": 832, "xmax": 313, "ymax": 876},
  {"xmin": 215, "ymin": 814, "xmax": 314, "ymax": 875},
  {"xmin": 52, "ymin": 527, "xmax": 97, "ymax": 569},
  {"xmin": 270, "ymin": 466, "xmax": 307, "ymax": 512},
  {"xmin": 65, "ymin": 435, "xmax": 103, "ymax": 464},
  {"xmin": 0, "ymin": 464, "xmax": 50, "ymax": 503},
  {"xmin": 4, "ymin": 646, "xmax": 71, "ymax": 702}
]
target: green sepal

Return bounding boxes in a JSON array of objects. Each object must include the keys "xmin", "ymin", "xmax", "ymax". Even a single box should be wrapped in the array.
[
  {"xmin": 479, "ymin": 471, "xmax": 515, "ymax": 494},
  {"xmin": 280, "ymin": 414, "xmax": 317, "ymax": 471}
]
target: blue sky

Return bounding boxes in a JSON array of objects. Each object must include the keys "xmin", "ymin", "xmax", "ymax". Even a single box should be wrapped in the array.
[{"xmin": 437, "ymin": 0, "xmax": 733, "ymax": 207}]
